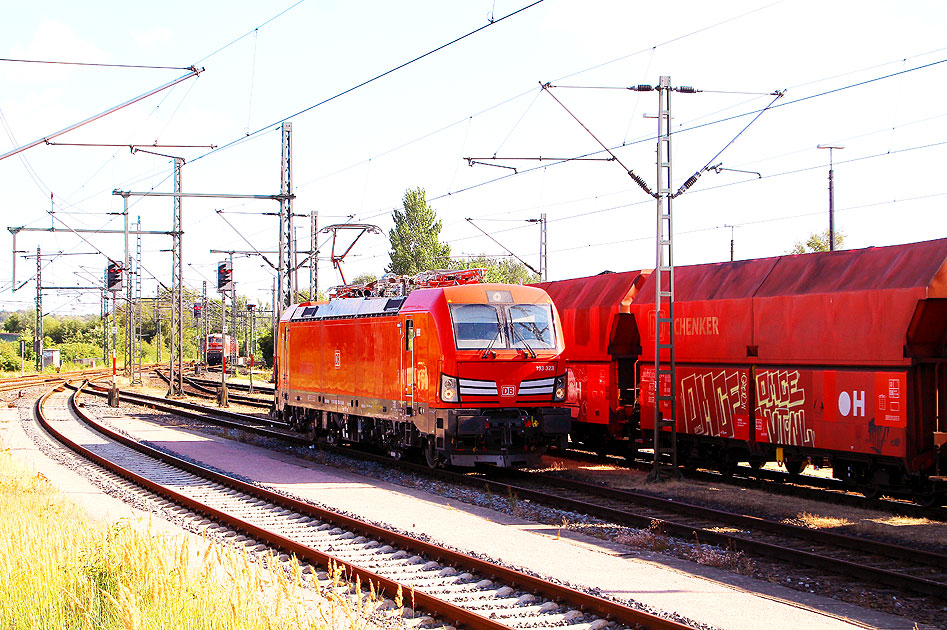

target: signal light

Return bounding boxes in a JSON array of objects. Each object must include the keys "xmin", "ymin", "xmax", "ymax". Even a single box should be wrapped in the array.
[
  {"xmin": 193, "ymin": 302, "xmax": 203, "ymax": 319},
  {"xmin": 553, "ymin": 374, "xmax": 567, "ymax": 402},
  {"xmin": 105, "ymin": 261, "xmax": 123, "ymax": 292},
  {"xmin": 217, "ymin": 260, "xmax": 233, "ymax": 292}
]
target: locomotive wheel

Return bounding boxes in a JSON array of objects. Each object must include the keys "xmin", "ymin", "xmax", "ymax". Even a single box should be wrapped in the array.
[
  {"xmin": 424, "ymin": 438, "xmax": 440, "ymax": 469},
  {"xmin": 860, "ymin": 486, "xmax": 880, "ymax": 500}
]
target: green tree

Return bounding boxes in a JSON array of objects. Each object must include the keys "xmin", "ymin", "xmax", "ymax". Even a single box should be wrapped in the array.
[
  {"xmin": 790, "ymin": 229, "xmax": 844, "ymax": 254},
  {"xmin": 350, "ymin": 272, "xmax": 378, "ymax": 286},
  {"xmin": 457, "ymin": 256, "xmax": 539, "ymax": 285},
  {"xmin": 3, "ymin": 312, "xmax": 26, "ymax": 333},
  {"xmin": 387, "ymin": 188, "xmax": 451, "ymax": 275},
  {"xmin": 258, "ymin": 325, "xmax": 274, "ymax": 368}
]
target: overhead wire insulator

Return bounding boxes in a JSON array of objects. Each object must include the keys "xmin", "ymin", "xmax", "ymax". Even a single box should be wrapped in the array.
[
  {"xmin": 629, "ymin": 84, "xmax": 654, "ymax": 92},
  {"xmin": 674, "ymin": 173, "xmax": 701, "ymax": 197},
  {"xmin": 675, "ymin": 86, "xmax": 699, "ymax": 93},
  {"xmin": 628, "ymin": 170, "xmax": 655, "ymax": 197}
]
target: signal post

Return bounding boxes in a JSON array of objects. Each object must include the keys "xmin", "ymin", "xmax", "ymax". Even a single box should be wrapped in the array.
[
  {"xmin": 247, "ymin": 303, "xmax": 256, "ymax": 394},
  {"xmin": 217, "ymin": 259, "xmax": 233, "ymax": 407},
  {"xmin": 106, "ymin": 260, "xmax": 123, "ymax": 407}
]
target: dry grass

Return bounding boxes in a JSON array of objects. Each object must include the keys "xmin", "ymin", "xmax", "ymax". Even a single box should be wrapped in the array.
[{"xmin": 0, "ymin": 450, "xmax": 387, "ymax": 629}]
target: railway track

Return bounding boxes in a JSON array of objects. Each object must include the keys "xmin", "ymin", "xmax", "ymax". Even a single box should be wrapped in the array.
[
  {"xmin": 0, "ymin": 367, "xmax": 115, "ymax": 393},
  {"xmin": 556, "ymin": 446, "xmax": 947, "ymax": 518},
  {"xmin": 187, "ymin": 371, "xmax": 275, "ymax": 394},
  {"xmin": 151, "ymin": 369, "xmax": 272, "ymax": 408},
  {"xmin": 34, "ymin": 381, "xmax": 695, "ymax": 630},
  {"xmin": 64, "ymin": 381, "xmax": 947, "ymax": 603}
]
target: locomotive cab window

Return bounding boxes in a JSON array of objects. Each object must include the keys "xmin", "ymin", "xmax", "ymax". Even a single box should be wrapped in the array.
[
  {"xmin": 507, "ymin": 304, "xmax": 556, "ymax": 349},
  {"xmin": 450, "ymin": 304, "xmax": 503, "ymax": 349}
]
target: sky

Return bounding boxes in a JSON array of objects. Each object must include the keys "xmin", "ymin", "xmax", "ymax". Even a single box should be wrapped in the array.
[{"xmin": 2, "ymin": 0, "xmax": 946, "ymax": 317}]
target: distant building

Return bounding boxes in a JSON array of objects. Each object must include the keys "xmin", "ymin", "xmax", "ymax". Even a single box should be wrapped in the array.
[{"xmin": 41, "ymin": 349, "xmax": 61, "ymax": 370}]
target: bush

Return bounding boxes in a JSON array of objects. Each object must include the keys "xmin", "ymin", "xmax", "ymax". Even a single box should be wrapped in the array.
[{"xmin": 0, "ymin": 343, "xmax": 21, "ymax": 372}]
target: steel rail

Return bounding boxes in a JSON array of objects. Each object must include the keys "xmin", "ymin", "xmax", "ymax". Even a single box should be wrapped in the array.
[
  {"xmin": 151, "ymin": 369, "xmax": 272, "ymax": 408},
  {"xmin": 79, "ymin": 381, "xmax": 298, "ymax": 442},
  {"xmin": 0, "ymin": 367, "xmax": 122, "ymax": 393},
  {"xmin": 38, "ymin": 382, "xmax": 695, "ymax": 630},
  {"xmin": 282, "ymin": 442, "xmax": 947, "ymax": 599},
  {"xmin": 69, "ymin": 379, "xmax": 947, "ymax": 598}
]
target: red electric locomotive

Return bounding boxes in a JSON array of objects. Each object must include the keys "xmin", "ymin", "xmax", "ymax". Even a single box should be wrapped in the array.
[
  {"xmin": 537, "ymin": 239, "xmax": 947, "ymax": 500},
  {"xmin": 275, "ymin": 271, "xmax": 570, "ymax": 467},
  {"xmin": 204, "ymin": 333, "xmax": 238, "ymax": 366}
]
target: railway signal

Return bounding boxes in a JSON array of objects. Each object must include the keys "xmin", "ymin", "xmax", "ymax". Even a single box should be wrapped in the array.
[
  {"xmin": 105, "ymin": 260, "xmax": 123, "ymax": 292},
  {"xmin": 217, "ymin": 260, "xmax": 233, "ymax": 292}
]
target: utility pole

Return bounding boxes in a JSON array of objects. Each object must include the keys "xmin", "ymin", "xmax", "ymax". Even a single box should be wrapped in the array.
[
  {"xmin": 817, "ymin": 144, "xmax": 844, "ymax": 251},
  {"xmin": 201, "ymin": 280, "xmax": 207, "ymax": 373},
  {"xmin": 526, "ymin": 214, "xmax": 548, "ymax": 280},
  {"xmin": 122, "ymin": 194, "xmax": 132, "ymax": 377},
  {"xmin": 247, "ymin": 302, "xmax": 256, "ymax": 393},
  {"xmin": 155, "ymin": 287, "xmax": 161, "ymax": 363},
  {"xmin": 34, "ymin": 247, "xmax": 42, "ymax": 371},
  {"xmin": 101, "ymin": 289, "xmax": 108, "ymax": 364},
  {"xmin": 132, "ymin": 216, "xmax": 143, "ymax": 384},
  {"xmin": 230, "ymin": 261, "xmax": 238, "ymax": 364},
  {"xmin": 650, "ymin": 76, "xmax": 679, "ymax": 480},
  {"xmin": 169, "ymin": 157, "xmax": 185, "ymax": 397},
  {"xmin": 278, "ymin": 122, "xmax": 295, "ymax": 318},
  {"xmin": 310, "ymin": 210, "xmax": 318, "ymax": 299}
]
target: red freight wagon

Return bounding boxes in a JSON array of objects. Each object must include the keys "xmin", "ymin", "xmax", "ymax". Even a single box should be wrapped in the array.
[
  {"xmin": 542, "ymin": 239, "xmax": 947, "ymax": 499},
  {"xmin": 276, "ymin": 282, "xmax": 571, "ymax": 467},
  {"xmin": 534, "ymin": 271, "xmax": 650, "ymax": 456}
]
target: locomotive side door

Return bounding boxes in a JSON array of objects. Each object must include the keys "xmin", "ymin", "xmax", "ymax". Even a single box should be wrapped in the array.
[
  {"xmin": 280, "ymin": 326, "xmax": 290, "ymax": 403},
  {"xmin": 402, "ymin": 317, "xmax": 416, "ymax": 410}
]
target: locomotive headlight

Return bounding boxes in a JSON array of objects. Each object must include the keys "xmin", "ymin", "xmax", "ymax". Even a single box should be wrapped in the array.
[
  {"xmin": 553, "ymin": 374, "xmax": 567, "ymax": 402},
  {"xmin": 441, "ymin": 374, "xmax": 459, "ymax": 403}
]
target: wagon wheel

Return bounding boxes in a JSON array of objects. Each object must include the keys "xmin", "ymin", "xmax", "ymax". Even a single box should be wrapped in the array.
[
  {"xmin": 717, "ymin": 460, "xmax": 738, "ymax": 477},
  {"xmin": 424, "ymin": 437, "xmax": 441, "ymax": 469},
  {"xmin": 912, "ymin": 492, "xmax": 939, "ymax": 507},
  {"xmin": 784, "ymin": 459, "xmax": 808, "ymax": 477}
]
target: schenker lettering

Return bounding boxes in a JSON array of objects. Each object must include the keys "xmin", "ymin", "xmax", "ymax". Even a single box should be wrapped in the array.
[{"xmin": 674, "ymin": 316, "xmax": 719, "ymax": 336}]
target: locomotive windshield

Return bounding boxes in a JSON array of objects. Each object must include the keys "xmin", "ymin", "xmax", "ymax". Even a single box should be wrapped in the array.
[
  {"xmin": 507, "ymin": 304, "xmax": 556, "ymax": 349},
  {"xmin": 449, "ymin": 303, "xmax": 556, "ymax": 350},
  {"xmin": 450, "ymin": 304, "xmax": 503, "ymax": 349}
]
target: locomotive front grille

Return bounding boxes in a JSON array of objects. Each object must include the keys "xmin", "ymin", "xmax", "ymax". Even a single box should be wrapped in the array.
[
  {"xmin": 518, "ymin": 376, "xmax": 554, "ymax": 397},
  {"xmin": 459, "ymin": 378, "xmax": 498, "ymax": 398}
]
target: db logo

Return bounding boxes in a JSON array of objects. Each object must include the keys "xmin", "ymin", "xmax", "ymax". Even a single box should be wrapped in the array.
[
  {"xmin": 500, "ymin": 385, "xmax": 516, "ymax": 397},
  {"xmin": 334, "ymin": 350, "xmax": 341, "ymax": 369}
]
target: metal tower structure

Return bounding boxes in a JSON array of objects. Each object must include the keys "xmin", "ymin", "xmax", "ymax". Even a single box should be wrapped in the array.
[
  {"xmin": 539, "ymin": 212, "xmax": 547, "ymax": 281},
  {"xmin": 168, "ymin": 157, "xmax": 185, "ymax": 397},
  {"xmin": 278, "ymin": 122, "xmax": 295, "ymax": 316},
  {"xmin": 310, "ymin": 210, "xmax": 318, "ymax": 299},
  {"xmin": 34, "ymin": 247, "xmax": 42, "ymax": 371},
  {"xmin": 650, "ymin": 76, "xmax": 680, "ymax": 481},
  {"xmin": 122, "ymin": 197, "xmax": 132, "ymax": 376}
]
